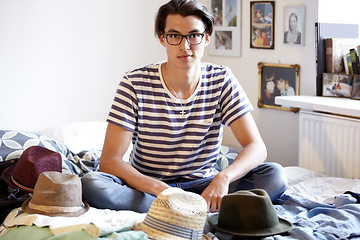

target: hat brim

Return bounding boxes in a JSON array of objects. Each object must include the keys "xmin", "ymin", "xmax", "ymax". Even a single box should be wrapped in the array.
[
  {"xmin": 208, "ymin": 213, "xmax": 293, "ymax": 237},
  {"xmin": 2, "ymin": 166, "xmax": 19, "ymax": 190},
  {"xmin": 21, "ymin": 198, "xmax": 90, "ymax": 217},
  {"xmin": 2, "ymin": 166, "xmax": 34, "ymax": 193},
  {"xmin": 140, "ymin": 221, "xmax": 211, "ymax": 240}
]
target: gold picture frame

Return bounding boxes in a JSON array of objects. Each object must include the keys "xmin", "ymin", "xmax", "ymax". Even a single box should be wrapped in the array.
[{"xmin": 257, "ymin": 62, "xmax": 300, "ymax": 112}]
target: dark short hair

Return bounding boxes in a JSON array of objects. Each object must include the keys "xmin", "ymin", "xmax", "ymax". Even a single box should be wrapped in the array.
[{"xmin": 154, "ymin": 0, "xmax": 214, "ymax": 38}]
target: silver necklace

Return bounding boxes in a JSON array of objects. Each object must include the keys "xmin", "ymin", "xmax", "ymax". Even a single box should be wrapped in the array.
[
  {"xmin": 164, "ymin": 64, "xmax": 201, "ymax": 116},
  {"xmin": 166, "ymin": 73, "xmax": 187, "ymax": 116}
]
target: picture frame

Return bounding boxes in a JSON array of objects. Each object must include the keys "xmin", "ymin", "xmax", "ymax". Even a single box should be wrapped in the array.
[
  {"xmin": 322, "ymin": 73, "xmax": 353, "ymax": 98},
  {"xmin": 208, "ymin": 0, "xmax": 241, "ymax": 57},
  {"xmin": 284, "ymin": 6, "xmax": 306, "ymax": 46},
  {"xmin": 257, "ymin": 62, "xmax": 300, "ymax": 112},
  {"xmin": 250, "ymin": 1, "xmax": 275, "ymax": 49},
  {"xmin": 351, "ymin": 75, "xmax": 360, "ymax": 100}
]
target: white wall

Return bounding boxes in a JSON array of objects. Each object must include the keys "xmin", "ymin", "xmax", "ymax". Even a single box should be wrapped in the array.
[
  {"xmin": 318, "ymin": 0, "xmax": 360, "ymax": 25},
  {"xmin": 0, "ymin": 0, "xmax": 321, "ymax": 167},
  {"xmin": 0, "ymin": 0, "xmax": 167, "ymax": 131}
]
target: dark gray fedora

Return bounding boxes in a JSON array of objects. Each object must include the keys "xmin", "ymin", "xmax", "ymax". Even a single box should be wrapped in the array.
[{"xmin": 208, "ymin": 189, "xmax": 293, "ymax": 237}]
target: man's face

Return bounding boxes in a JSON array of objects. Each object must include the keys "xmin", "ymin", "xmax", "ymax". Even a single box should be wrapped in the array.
[
  {"xmin": 160, "ymin": 14, "xmax": 210, "ymax": 70},
  {"xmin": 276, "ymin": 78, "xmax": 286, "ymax": 91}
]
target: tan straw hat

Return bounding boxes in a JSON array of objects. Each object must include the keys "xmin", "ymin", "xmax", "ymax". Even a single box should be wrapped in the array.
[
  {"xmin": 140, "ymin": 188, "xmax": 209, "ymax": 240},
  {"xmin": 22, "ymin": 171, "xmax": 89, "ymax": 217}
]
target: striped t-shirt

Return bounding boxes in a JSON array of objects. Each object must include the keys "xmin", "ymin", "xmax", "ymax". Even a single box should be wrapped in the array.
[{"xmin": 107, "ymin": 62, "xmax": 253, "ymax": 181}]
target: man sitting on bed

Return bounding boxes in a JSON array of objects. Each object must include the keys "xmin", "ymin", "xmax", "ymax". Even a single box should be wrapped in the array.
[{"xmin": 81, "ymin": 0, "xmax": 287, "ymax": 213}]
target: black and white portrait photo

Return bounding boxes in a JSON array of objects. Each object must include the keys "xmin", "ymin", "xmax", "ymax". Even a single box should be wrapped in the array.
[{"xmin": 284, "ymin": 6, "xmax": 305, "ymax": 46}]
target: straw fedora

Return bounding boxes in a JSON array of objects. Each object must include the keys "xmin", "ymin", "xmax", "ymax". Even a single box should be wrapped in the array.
[
  {"xmin": 2, "ymin": 146, "xmax": 62, "ymax": 192},
  {"xmin": 140, "ymin": 188, "xmax": 210, "ymax": 240},
  {"xmin": 22, "ymin": 171, "xmax": 89, "ymax": 217},
  {"xmin": 208, "ymin": 189, "xmax": 293, "ymax": 237}
]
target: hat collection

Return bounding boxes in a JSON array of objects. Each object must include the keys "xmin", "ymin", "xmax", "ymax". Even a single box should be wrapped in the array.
[
  {"xmin": 140, "ymin": 188, "xmax": 292, "ymax": 239},
  {"xmin": 2, "ymin": 146, "xmax": 293, "ymax": 239}
]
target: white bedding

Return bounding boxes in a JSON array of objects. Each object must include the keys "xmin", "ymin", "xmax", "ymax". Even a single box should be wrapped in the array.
[
  {"xmin": 37, "ymin": 121, "xmax": 107, "ymax": 154},
  {"xmin": 37, "ymin": 121, "xmax": 133, "ymax": 162},
  {"xmin": 1, "ymin": 121, "xmax": 360, "ymax": 239},
  {"xmin": 37, "ymin": 121, "xmax": 360, "ymax": 204},
  {"xmin": 284, "ymin": 166, "xmax": 360, "ymax": 204}
]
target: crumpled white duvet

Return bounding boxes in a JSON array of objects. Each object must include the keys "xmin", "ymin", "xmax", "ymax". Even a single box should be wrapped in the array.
[{"xmin": 284, "ymin": 166, "xmax": 360, "ymax": 204}]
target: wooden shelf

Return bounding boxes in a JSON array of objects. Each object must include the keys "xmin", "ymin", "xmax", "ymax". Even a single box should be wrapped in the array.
[{"xmin": 275, "ymin": 96, "xmax": 360, "ymax": 118}]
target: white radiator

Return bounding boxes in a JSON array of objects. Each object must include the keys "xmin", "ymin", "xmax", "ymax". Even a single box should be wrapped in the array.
[{"xmin": 299, "ymin": 110, "xmax": 360, "ymax": 178}]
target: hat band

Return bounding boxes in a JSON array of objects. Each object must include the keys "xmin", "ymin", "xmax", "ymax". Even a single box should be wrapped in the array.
[
  {"xmin": 143, "ymin": 215, "xmax": 203, "ymax": 240},
  {"xmin": 11, "ymin": 175, "xmax": 34, "ymax": 192},
  {"xmin": 28, "ymin": 201, "xmax": 85, "ymax": 214}
]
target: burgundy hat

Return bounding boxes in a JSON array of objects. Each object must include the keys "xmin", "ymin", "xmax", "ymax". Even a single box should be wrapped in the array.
[{"xmin": 2, "ymin": 146, "xmax": 62, "ymax": 193}]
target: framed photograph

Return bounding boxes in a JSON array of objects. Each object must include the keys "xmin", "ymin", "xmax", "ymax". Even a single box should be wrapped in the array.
[
  {"xmin": 257, "ymin": 62, "xmax": 300, "ymax": 112},
  {"xmin": 322, "ymin": 73, "xmax": 353, "ymax": 98},
  {"xmin": 208, "ymin": 0, "xmax": 241, "ymax": 56},
  {"xmin": 250, "ymin": 1, "xmax": 275, "ymax": 49},
  {"xmin": 351, "ymin": 75, "xmax": 360, "ymax": 100},
  {"xmin": 284, "ymin": 6, "xmax": 305, "ymax": 46}
]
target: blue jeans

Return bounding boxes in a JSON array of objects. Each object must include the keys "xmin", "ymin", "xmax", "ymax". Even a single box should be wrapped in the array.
[{"xmin": 81, "ymin": 162, "xmax": 287, "ymax": 213}]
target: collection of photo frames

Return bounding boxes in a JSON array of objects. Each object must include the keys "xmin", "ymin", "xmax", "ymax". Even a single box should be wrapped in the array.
[
  {"xmin": 208, "ymin": 0, "xmax": 306, "ymax": 55},
  {"xmin": 208, "ymin": 0, "xmax": 307, "ymax": 111}
]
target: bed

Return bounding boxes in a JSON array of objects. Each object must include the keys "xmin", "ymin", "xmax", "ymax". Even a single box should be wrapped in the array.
[{"xmin": 1, "ymin": 121, "xmax": 360, "ymax": 239}]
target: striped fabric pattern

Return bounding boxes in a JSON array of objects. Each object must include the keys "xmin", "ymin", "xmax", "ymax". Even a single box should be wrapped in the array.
[
  {"xmin": 143, "ymin": 215, "xmax": 203, "ymax": 240},
  {"xmin": 107, "ymin": 62, "xmax": 253, "ymax": 181}
]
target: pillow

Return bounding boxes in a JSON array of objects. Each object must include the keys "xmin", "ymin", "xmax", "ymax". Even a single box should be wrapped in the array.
[
  {"xmin": 37, "ymin": 121, "xmax": 107, "ymax": 153},
  {"xmin": 214, "ymin": 145, "xmax": 239, "ymax": 172},
  {"xmin": 37, "ymin": 121, "xmax": 133, "ymax": 163},
  {"xmin": 0, "ymin": 130, "xmax": 70, "ymax": 162},
  {"xmin": 283, "ymin": 166, "xmax": 327, "ymax": 186}
]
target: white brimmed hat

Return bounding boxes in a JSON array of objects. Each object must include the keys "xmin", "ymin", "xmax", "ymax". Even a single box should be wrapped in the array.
[{"xmin": 140, "ymin": 188, "xmax": 209, "ymax": 240}]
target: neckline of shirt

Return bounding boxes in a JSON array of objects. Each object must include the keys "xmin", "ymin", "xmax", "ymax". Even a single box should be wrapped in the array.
[{"xmin": 158, "ymin": 61, "xmax": 202, "ymax": 104}]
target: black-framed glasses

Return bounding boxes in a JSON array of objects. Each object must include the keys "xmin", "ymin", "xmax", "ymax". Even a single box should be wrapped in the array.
[{"xmin": 163, "ymin": 31, "xmax": 206, "ymax": 46}]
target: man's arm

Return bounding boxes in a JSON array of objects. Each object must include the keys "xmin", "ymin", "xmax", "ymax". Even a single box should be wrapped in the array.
[
  {"xmin": 201, "ymin": 112, "xmax": 267, "ymax": 212},
  {"xmin": 99, "ymin": 123, "xmax": 170, "ymax": 196}
]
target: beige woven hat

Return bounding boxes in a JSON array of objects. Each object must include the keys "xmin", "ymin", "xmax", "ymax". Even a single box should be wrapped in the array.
[
  {"xmin": 140, "ymin": 188, "xmax": 209, "ymax": 240},
  {"xmin": 22, "ymin": 171, "xmax": 89, "ymax": 217}
]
